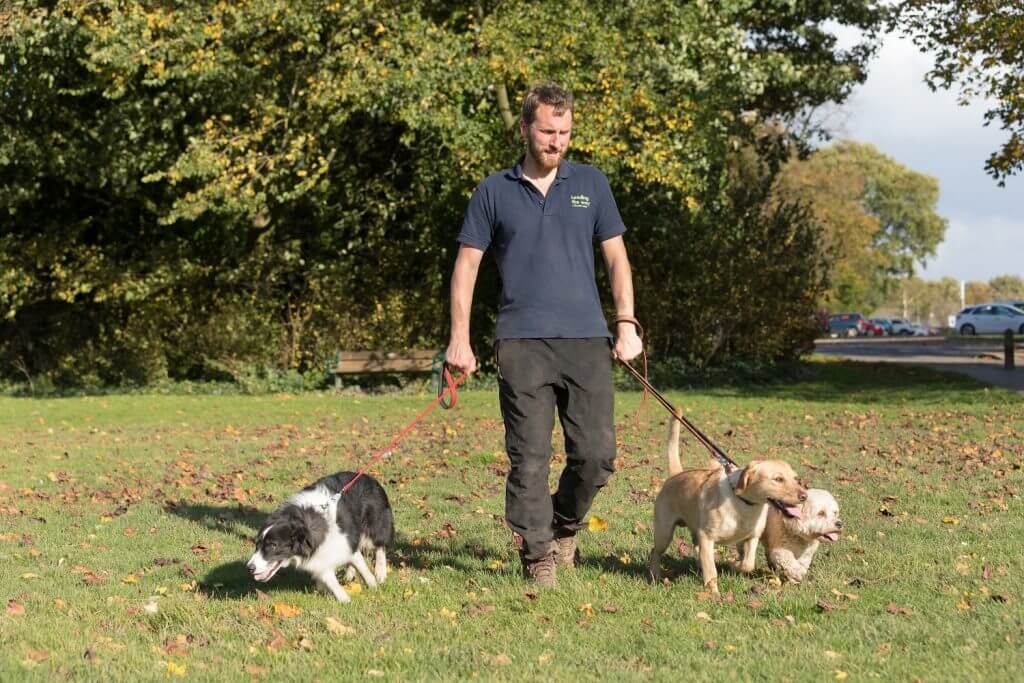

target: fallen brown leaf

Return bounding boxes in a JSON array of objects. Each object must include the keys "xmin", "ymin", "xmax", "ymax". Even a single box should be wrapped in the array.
[
  {"xmin": 325, "ymin": 617, "xmax": 355, "ymax": 636},
  {"xmin": 816, "ymin": 599, "xmax": 843, "ymax": 612},
  {"xmin": 885, "ymin": 603, "xmax": 913, "ymax": 616},
  {"xmin": 266, "ymin": 630, "xmax": 287, "ymax": 653},
  {"xmin": 466, "ymin": 604, "xmax": 496, "ymax": 617}
]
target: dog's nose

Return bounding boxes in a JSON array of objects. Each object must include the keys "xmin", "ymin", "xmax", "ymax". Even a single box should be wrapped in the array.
[
  {"xmin": 798, "ymin": 492, "xmax": 807, "ymax": 502},
  {"xmin": 836, "ymin": 520, "xmax": 843, "ymax": 529}
]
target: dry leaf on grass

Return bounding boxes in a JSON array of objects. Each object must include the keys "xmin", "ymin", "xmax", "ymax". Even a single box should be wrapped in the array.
[
  {"xmin": 886, "ymin": 603, "xmax": 914, "ymax": 615},
  {"xmin": 266, "ymin": 630, "xmax": 287, "ymax": 653},
  {"xmin": 165, "ymin": 661, "xmax": 186, "ymax": 677},
  {"xmin": 273, "ymin": 602, "xmax": 301, "ymax": 618},
  {"xmin": 326, "ymin": 617, "xmax": 355, "ymax": 636}
]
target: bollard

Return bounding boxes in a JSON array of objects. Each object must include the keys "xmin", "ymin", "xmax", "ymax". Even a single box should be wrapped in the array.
[{"xmin": 1005, "ymin": 329, "xmax": 1015, "ymax": 370}]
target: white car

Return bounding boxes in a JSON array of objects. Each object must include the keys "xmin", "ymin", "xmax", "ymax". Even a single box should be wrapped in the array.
[
  {"xmin": 888, "ymin": 318, "xmax": 915, "ymax": 335},
  {"xmin": 955, "ymin": 304, "xmax": 1024, "ymax": 335}
]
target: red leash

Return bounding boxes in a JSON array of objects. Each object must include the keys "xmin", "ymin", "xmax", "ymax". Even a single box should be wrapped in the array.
[{"xmin": 341, "ymin": 365, "xmax": 466, "ymax": 493}]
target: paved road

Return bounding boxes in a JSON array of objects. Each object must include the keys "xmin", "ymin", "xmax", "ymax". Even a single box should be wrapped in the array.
[{"xmin": 813, "ymin": 336, "xmax": 1024, "ymax": 392}]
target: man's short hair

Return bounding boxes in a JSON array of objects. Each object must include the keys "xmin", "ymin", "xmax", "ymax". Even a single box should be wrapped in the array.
[{"xmin": 521, "ymin": 82, "xmax": 574, "ymax": 126}]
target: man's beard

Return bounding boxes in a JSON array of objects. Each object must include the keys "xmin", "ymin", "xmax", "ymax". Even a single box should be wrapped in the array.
[{"xmin": 527, "ymin": 138, "xmax": 563, "ymax": 172}]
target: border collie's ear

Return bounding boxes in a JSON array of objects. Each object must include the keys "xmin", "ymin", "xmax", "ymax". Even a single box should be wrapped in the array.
[{"xmin": 293, "ymin": 525, "xmax": 313, "ymax": 556}]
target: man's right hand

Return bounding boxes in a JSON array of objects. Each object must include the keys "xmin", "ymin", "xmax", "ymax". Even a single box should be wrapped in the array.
[{"xmin": 445, "ymin": 338, "xmax": 477, "ymax": 375}]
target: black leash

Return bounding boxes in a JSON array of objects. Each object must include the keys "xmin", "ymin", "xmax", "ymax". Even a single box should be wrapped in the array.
[{"xmin": 618, "ymin": 357, "xmax": 739, "ymax": 471}]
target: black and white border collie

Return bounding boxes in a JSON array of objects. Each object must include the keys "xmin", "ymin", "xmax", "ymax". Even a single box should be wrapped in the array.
[{"xmin": 246, "ymin": 471, "xmax": 394, "ymax": 603}]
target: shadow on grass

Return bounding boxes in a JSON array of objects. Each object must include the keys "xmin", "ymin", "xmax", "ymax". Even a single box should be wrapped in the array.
[
  {"xmin": 193, "ymin": 530, "xmax": 497, "ymax": 600},
  {"xmin": 580, "ymin": 551, "xmax": 700, "ymax": 582},
  {"xmin": 583, "ymin": 542, "xmax": 766, "ymax": 589},
  {"xmin": 164, "ymin": 500, "xmax": 265, "ymax": 542},
  {"xmin": 702, "ymin": 360, "xmax": 1003, "ymax": 405}
]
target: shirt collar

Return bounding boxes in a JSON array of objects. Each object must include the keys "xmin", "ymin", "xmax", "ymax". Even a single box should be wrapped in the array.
[{"xmin": 510, "ymin": 155, "xmax": 574, "ymax": 181}]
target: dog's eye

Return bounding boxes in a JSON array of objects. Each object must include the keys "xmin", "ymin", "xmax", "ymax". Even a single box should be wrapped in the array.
[
  {"xmin": 773, "ymin": 476, "xmax": 784, "ymax": 483},
  {"xmin": 818, "ymin": 511, "xmax": 826, "ymax": 517}
]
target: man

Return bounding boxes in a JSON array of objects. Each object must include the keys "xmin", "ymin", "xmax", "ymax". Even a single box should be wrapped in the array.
[{"xmin": 446, "ymin": 82, "xmax": 643, "ymax": 586}]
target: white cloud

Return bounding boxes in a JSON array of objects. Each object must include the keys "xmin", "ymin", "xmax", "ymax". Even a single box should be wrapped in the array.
[
  {"xmin": 920, "ymin": 215, "xmax": 1024, "ymax": 280},
  {"xmin": 831, "ymin": 30, "xmax": 1023, "ymax": 281}
]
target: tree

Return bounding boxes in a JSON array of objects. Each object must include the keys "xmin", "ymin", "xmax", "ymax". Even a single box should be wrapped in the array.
[
  {"xmin": 988, "ymin": 275, "xmax": 1024, "ymax": 302},
  {"xmin": 777, "ymin": 141, "xmax": 947, "ymax": 312},
  {"xmin": 896, "ymin": 1, "xmax": 1024, "ymax": 183},
  {"xmin": 1, "ymin": 0, "xmax": 886, "ymax": 386}
]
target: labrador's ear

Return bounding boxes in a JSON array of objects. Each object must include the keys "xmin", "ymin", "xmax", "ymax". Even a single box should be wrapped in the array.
[{"xmin": 736, "ymin": 461, "xmax": 761, "ymax": 494}]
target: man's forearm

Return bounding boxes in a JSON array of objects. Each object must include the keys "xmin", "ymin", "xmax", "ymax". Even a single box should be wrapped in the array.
[
  {"xmin": 449, "ymin": 246, "xmax": 483, "ymax": 341},
  {"xmin": 450, "ymin": 276, "xmax": 473, "ymax": 341},
  {"xmin": 608, "ymin": 257, "xmax": 635, "ymax": 320}
]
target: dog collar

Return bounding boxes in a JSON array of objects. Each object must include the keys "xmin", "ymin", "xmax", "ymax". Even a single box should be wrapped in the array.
[{"xmin": 729, "ymin": 476, "xmax": 757, "ymax": 506}]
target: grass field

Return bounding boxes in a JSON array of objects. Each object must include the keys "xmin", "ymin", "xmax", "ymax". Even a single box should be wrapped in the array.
[{"xmin": 1, "ymin": 361, "xmax": 1022, "ymax": 681}]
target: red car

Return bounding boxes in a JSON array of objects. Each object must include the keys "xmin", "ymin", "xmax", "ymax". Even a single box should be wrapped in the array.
[{"xmin": 861, "ymin": 319, "xmax": 885, "ymax": 336}]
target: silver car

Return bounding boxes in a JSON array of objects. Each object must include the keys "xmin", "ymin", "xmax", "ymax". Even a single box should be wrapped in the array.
[{"xmin": 955, "ymin": 304, "xmax": 1024, "ymax": 335}]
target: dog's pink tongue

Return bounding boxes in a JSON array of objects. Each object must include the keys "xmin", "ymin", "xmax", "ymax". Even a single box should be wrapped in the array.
[{"xmin": 784, "ymin": 505, "xmax": 802, "ymax": 519}]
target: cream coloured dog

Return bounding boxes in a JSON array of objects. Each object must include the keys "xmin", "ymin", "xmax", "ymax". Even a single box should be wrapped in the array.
[
  {"xmin": 761, "ymin": 488, "xmax": 842, "ymax": 583},
  {"xmin": 648, "ymin": 411, "xmax": 807, "ymax": 593}
]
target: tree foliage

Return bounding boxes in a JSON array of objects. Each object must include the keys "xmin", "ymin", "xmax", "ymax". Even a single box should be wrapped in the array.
[
  {"xmin": 777, "ymin": 141, "xmax": 947, "ymax": 313},
  {"xmin": 876, "ymin": 274, "xmax": 1024, "ymax": 328},
  {"xmin": 896, "ymin": 1, "xmax": 1024, "ymax": 183},
  {"xmin": 1, "ymin": 0, "xmax": 884, "ymax": 387}
]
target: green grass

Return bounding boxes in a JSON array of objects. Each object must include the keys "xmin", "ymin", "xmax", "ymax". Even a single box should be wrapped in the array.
[{"xmin": 1, "ymin": 361, "xmax": 1022, "ymax": 681}]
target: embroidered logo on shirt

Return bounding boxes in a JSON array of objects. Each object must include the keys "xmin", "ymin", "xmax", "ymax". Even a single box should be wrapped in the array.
[{"xmin": 570, "ymin": 194, "xmax": 591, "ymax": 209}]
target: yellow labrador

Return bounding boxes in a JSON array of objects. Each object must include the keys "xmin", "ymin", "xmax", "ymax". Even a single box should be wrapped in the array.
[{"xmin": 648, "ymin": 411, "xmax": 807, "ymax": 593}]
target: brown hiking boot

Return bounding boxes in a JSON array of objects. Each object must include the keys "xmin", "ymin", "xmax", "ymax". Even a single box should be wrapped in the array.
[
  {"xmin": 520, "ymin": 551, "xmax": 557, "ymax": 587},
  {"xmin": 554, "ymin": 535, "xmax": 580, "ymax": 569}
]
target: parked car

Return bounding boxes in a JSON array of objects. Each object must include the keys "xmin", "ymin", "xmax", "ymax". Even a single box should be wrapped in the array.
[
  {"xmin": 955, "ymin": 304, "xmax": 1024, "ymax": 335},
  {"xmin": 867, "ymin": 318, "xmax": 891, "ymax": 335},
  {"xmin": 828, "ymin": 313, "xmax": 867, "ymax": 337},
  {"xmin": 861, "ymin": 319, "xmax": 885, "ymax": 336},
  {"xmin": 888, "ymin": 318, "xmax": 915, "ymax": 335}
]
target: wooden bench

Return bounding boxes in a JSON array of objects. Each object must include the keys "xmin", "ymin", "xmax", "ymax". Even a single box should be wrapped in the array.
[{"xmin": 327, "ymin": 349, "xmax": 443, "ymax": 389}]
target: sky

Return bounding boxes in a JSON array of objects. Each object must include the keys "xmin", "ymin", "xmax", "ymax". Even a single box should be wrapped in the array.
[{"xmin": 830, "ymin": 29, "xmax": 1022, "ymax": 283}]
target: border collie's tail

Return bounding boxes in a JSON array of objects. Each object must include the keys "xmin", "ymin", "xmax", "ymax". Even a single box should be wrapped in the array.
[{"xmin": 666, "ymin": 408, "xmax": 683, "ymax": 477}]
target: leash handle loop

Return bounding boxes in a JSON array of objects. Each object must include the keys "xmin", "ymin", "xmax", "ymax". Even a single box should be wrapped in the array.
[{"xmin": 614, "ymin": 315, "xmax": 644, "ymax": 338}]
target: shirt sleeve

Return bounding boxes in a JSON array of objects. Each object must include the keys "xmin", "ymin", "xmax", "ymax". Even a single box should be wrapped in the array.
[
  {"xmin": 593, "ymin": 170, "xmax": 627, "ymax": 241},
  {"xmin": 457, "ymin": 182, "xmax": 494, "ymax": 251}
]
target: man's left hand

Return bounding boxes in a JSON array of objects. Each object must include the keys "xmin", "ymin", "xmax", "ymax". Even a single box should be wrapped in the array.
[{"xmin": 613, "ymin": 326, "xmax": 643, "ymax": 362}]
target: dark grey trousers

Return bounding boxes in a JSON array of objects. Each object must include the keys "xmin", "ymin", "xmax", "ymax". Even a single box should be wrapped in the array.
[{"xmin": 496, "ymin": 338, "xmax": 616, "ymax": 560}]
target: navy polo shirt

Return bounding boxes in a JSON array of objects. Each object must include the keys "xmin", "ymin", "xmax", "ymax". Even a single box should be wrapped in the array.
[{"xmin": 458, "ymin": 157, "xmax": 626, "ymax": 340}]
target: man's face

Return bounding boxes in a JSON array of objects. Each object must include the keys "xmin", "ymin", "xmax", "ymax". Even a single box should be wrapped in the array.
[{"xmin": 522, "ymin": 103, "xmax": 572, "ymax": 172}]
